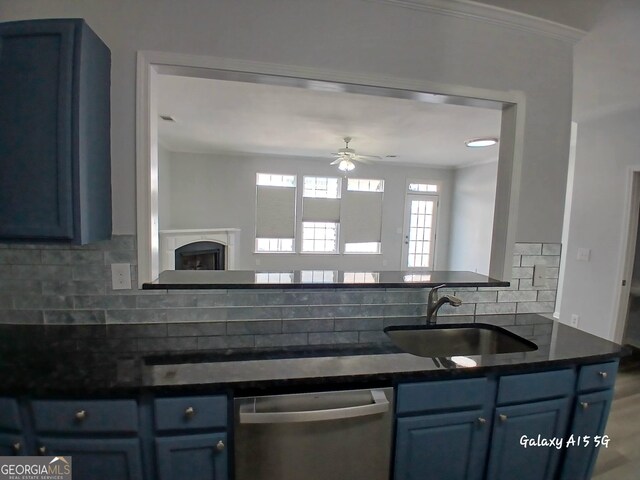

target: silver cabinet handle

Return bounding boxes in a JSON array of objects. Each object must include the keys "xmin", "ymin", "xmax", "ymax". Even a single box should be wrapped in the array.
[
  {"xmin": 477, "ymin": 417, "xmax": 486, "ymax": 425},
  {"xmin": 12, "ymin": 442, "xmax": 20, "ymax": 453},
  {"xmin": 38, "ymin": 446, "xmax": 47, "ymax": 455},
  {"xmin": 75, "ymin": 410, "xmax": 87, "ymax": 421},
  {"xmin": 184, "ymin": 406, "xmax": 195, "ymax": 418},
  {"xmin": 239, "ymin": 389, "xmax": 389, "ymax": 424},
  {"xmin": 598, "ymin": 371, "xmax": 608, "ymax": 379},
  {"xmin": 499, "ymin": 414, "xmax": 508, "ymax": 422},
  {"xmin": 216, "ymin": 440, "xmax": 225, "ymax": 451},
  {"xmin": 581, "ymin": 402, "xmax": 589, "ymax": 409}
]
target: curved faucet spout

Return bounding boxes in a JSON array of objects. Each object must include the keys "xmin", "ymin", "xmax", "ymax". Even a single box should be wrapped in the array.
[{"xmin": 426, "ymin": 284, "xmax": 462, "ymax": 325}]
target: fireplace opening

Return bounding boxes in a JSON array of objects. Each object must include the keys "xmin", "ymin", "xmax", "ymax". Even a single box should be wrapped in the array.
[{"xmin": 175, "ymin": 241, "xmax": 226, "ymax": 270}]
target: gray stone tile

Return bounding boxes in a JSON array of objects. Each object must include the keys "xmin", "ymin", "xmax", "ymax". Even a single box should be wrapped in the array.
[
  {"xmin": 282, "ymin": 305, "xmax": 333, "ymax": 319},
  {"xmin": 255, "ymin": 333, "xmax": 307, "ymax": 348},
  {"xmin": 434, "ymin": 315, "xmax": 474, "ymax": 324},
  {"xmin": 437, "ymin": 303, "xmax": 475, "ymax": 316},
  {"xmin": 455, "ymin": 291, "xmax": 497, "ymax": 303},
  {"xmin": 383, "ymin": 317, "xmax": 423, "ymax": 328},
  {"xmin": 359, "ymin": 304, "xmax": 387, "ymax": 317},
  {"xmin": 516, "ymin": 302, "xmax": 555, "ymax": 314},
  {"xmin": 72, "ymin": 264, "xmax": 109, "ymax": 281},
  {"xmin": 331, "ymin": 305, "xmax": 366, "ymax": 318},
  {"xmin": 96, "ymin": 235, "xmax": 136, "ymax": 251},
  {"xmin": 513, "ymin": 243, "xmax": 542, "ymax": 255},
  {"xmin": 358, "ymin": 331, "xmax": 390, "ymax": 343},
  {"xmin": 227, "ymin": 320, "xmax": 282, "ymax": 335},
  {"xmin": 0, "ymin": 249, "xmax": 42, "ymax": 265},
  {"xmin": 546, "ymin": 268, "xmax": 559, "ymax": 279},
  {"xmin": 308, "ymin": 332, "xmax": 358, "ymax": 345},
  {"xmin": 542, "ymin": 244, "xmax": 562, "ymax": 256},
  {"xmin": 520, "ymin": 255, "xmax": 560, "ymax": 267},
  {"xmin": 13, "ymin": 294, "xmax": 73, "ymax": 309},
  {"xmin": 383, "ymin": 304, "xmax": 424, "ymax": 317},
  {"xmin": 104, "ymin": 250, "xmax": 137, "ymax": 265},
  {"xmin": 0, "ymin": 279, "xmax": 42, "ymax": 294},
  {"xmin": 0, "ymin": 310, "xmax": 44, "ymax": 324},
  {"xmin": 195, "ymin": 292, "xmax": 238, "ymax": 307},
  {"xmin": 282, "ymin": 318, "xmax": 334, "ymax": 333},
  {"xmin": 497, "ymin": 290, "xmax": 538, "ymax": 303},
  {"xmin": 537, "ymin": 291, "xmax": 557, "ymax": 302},
  {"xmin": 334, "ymin": 317, "xmax": 383, "ymax": 331},
  {"xmin": 136, "ymin": 294, "xmax": 198, "ymax": 308},
  {"xmin": 164, "ymin": 308, "xmax": 228, "ymax": 322},
  {"xmin": 511, "ymin": 267, "xmax": 534, "ymax": 279},
  {"xmin": 42, "ymin": 250, "xmax": 103, "ymax": 265},
  {"xmin": 42, "ymin": 280, "xmax": 106, "ymax": 295},
  {"xmin": 167, "ymin": 322, "xmax": 226, "ymax": 337},
  {"xmin": 106, "ymin": 309, "xmax": 168, "ymax": 323},
  {"xmin": 12, "ymin": 265, "xmax": 73, "ymax": 280},
  {"xmin": 197, "ymin": 335, "xmax": 255, "ymax": 350},
  {"xmin": 138, "ymin": 337, "xmax": 198, "ymax": 352},
  {"xmin": 475, "ymin": 303, "xmax": 517, "ymax": 315},
  {"xmin": 107, "ymin": 323, "xmax": 167, "ymax": 338},
  {"xmin": 226, "ymin": 306, "xmax": 282, "ymax": 320},
  {"xmin": 512, "ymin": 255, "xmax": 521, "ymax": 267},
  {"xmin": 45, "ymin": 310, "xmax": 106, "ymax": 325},
  {"xmin": 73, "ymin": 295, "xmax": 137, "ymax": 309}
]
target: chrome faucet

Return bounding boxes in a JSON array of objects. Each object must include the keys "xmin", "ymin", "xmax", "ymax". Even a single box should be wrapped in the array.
[{"xmin": 426, "ymin": 284, "xmax": 462, "ymax": 325}]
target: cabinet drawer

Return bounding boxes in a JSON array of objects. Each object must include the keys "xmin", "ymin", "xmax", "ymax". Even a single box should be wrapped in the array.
[
  {"xmin": 497, "ymin": 369, "xmax": 575, "ymax": 405},
  {"xmin": 397, "ymin": 378, "xmax": 492, "ymax": 415},
  {"xmin": 154, "ymin": 395, "xmax": 227, "ymax": 432},
  {"xmin": 577, "ymin": 361, "xmax": 618, "ymax": 392},
  {"xmin": 31, "ymin": 399, "xmax": 138, "ymax": 434},
  {"xmin": 0, "ymin": 398, "xmax": 22, "ymax": 431}
]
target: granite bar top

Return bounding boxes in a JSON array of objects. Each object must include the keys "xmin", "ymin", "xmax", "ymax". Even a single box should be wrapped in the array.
[
  {"xmin": 0, "ymin": 314, "xmax": 627, "ymax": 396},
  {"xmin": 143, "ymin": 270, "xmax": 510, "ymax": 290}
]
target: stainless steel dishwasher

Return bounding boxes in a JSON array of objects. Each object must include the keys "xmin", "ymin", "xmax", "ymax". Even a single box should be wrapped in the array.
[{"xmin": 234, "ymin": 387, "xmax": 394, "ymax": 480}]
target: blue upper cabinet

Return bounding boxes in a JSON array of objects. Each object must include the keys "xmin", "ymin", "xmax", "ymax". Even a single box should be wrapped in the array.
[{"xmin": 0, "ymin": 19, "xmax": 111, "ymax": 244}]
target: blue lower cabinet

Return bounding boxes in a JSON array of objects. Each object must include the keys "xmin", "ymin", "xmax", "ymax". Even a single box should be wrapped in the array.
[
  {"xmin": 0, "ymin": 432, "xmax": 24, "ymax": 456},
  {"xmin": 394, "ymin": 410, "xmax": 490, "ymax": 480},
  {"xmin": 156, "ymin": 433, "xmax": 228, "ymax": 480},
  {"xmin": 486, "ymin": 397, "xmax": 571, "ymax": 480},
  {"xmin": 559, "ymin": 389, "xmax": 614, "ymax": 480},
  {"xmin": 37, "ymin": 437, "xmax": 144, "ymax": 480}
]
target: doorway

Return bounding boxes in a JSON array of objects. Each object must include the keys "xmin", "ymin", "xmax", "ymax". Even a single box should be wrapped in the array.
[{"xmin": 401, "ymin": 193, "xmax": 438, "ymax": 270}]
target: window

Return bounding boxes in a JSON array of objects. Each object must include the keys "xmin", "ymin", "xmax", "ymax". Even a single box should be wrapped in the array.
[
  {"xmin": 343, "ymin": 272, "xmax": 380, "ymax": 283},
  {"xmin": 344, "ymin": 242, "xmax": 381, "ymax": 254},
  {"xmin": 408, "ymin": 182, "xmax": 438, "ymax": 193},
  {"xmin": 255, "ymin": 173, "xmax": 296, "ymax": 252},
  {"xmin": 347, "ymin": 178, "xmax": 384, "ymax": 192},
  {"xmin": 301, "ymin": 270, "xmax": 336, "ymax": 283},
  {"xmin": 255, "ymin": 272, "xmax": 294, "ymax": 284},
  {"xmin": 302, "ymin": 221, "xmax": 338, "ymax": 253},
  {"xmin": 406, "ymin": 198, "xmax": 436, "ymax": 268},
  {"xmin": 303, "ymin": 176, "xmax": 340, "ymax": 198}
]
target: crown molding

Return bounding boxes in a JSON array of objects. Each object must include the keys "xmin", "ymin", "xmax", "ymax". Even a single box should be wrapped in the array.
[{"xmin": 368, "ymin": 0, "xmax": 586, "ymax": 44}]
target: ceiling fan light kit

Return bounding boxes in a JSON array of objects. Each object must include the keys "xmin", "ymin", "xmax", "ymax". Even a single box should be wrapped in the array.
[
  {"xmin": 330, "ymin": 136, "xmax": 384, "ymax": 171},
  {"xmin": 338, "ymin": 159, "xmax": 356, "ymax": 172}
]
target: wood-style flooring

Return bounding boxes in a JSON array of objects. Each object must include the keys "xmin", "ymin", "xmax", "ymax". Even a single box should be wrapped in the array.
[{"xmin": 592, "ymin": 350, "xmax": 640, "ymax": 479}]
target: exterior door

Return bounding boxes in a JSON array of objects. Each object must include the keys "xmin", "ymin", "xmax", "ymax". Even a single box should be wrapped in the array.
[{"xmin": 401, "ymin": 194, "xmax": 438, "ymax": 270}]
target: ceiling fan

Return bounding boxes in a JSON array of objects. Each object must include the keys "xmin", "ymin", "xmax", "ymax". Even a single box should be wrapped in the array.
[{"xmin": 329, "ymin": 137, "xmax": 382, "ymax": 171}]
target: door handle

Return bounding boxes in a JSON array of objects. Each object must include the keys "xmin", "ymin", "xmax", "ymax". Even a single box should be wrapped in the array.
[{"xmin": 239, "ymin": 389, "xmax": 389, "ymax": 424}]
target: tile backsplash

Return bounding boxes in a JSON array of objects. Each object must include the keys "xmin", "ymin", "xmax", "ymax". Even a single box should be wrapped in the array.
[{"xmin": 0, "ymin": 236, "xmax": 560, "ymax": 351}]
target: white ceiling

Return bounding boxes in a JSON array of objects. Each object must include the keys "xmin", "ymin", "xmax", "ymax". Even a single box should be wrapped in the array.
[{"xmin": 157, "ymin": 74, "xmax": 502, "ymax": 168}]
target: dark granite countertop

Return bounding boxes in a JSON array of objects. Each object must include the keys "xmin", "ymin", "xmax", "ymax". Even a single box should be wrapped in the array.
[
  {"xmin": 143, "ymin": 270, "xmax": 509, "ymax": 290},
  {"xmin": 0, "ymin": 314, "xmax": 627, "ymax": 396}
]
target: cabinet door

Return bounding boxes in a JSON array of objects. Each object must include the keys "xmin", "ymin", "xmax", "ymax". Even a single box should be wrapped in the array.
[
  {"xmin": 487, "ymin": 397, "xmax": 570, "ymax": 480},
  {"xmin": 0, "ymin": 432, "xmax": 25, "ymax": 456},
  {"xmin": 156, "ymin": 432, "xmax": 228, "ymax": 480},
  {"xmin": 559, "ymin": 389, "xmax": 614, "ymax": 480},
  {"xmin": 38, "ymin": 437, "xmax": 144, "ymax": 480},
  {"xmin": 394, "ymin": 410, "xmax": 490, "ymax": 480},
  {"xmin": 0, "ymin": 20, "xmax": 76, "ymax": 240}
]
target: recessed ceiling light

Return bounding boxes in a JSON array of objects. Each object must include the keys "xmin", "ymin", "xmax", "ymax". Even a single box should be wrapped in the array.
[{"xmin": 465, "ymin": 137, "xmax": 498, "ymax": 148}]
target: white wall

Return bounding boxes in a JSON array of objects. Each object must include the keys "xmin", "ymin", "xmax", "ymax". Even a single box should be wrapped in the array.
[
  {"xmin": 159, "ymin": 150, "xmax": 454, "ymax": 271},
  {"xmin": 560, "ymin": 0, "xmax": 640, "ymax": 339},
  {"xmin": 0, "ymin": 0, "xmax": 573, "ymax": 243},
  {"xmin": 448, "ymin": 161, "xmax": 498, "ymax": 275},
  {"xmin": 158, "ymin": 144, "xmax": 172, "ymax": 230}
]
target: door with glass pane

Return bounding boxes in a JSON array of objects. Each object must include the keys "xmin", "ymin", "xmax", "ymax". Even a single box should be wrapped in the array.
[{"xmin": 401, "ymin": 194, "xmax": 438, "ymax": 269}]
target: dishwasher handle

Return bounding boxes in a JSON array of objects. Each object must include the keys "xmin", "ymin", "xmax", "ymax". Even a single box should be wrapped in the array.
[{"xmin": 239, "ymin": 389, "xmax": 390, "ymax": 424}]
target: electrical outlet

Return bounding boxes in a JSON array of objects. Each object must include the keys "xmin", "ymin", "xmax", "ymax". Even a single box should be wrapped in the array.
[
  {"xmin": 570, "ymin": 314, "xmax": 579, "ymax": 328},
  {"xmin": 577, "ymin": 248, "xmax": 591, "ymax": 262},
  {"xmin": 111, "ymin": 263, "xmax": 132, "ymax": 290}
]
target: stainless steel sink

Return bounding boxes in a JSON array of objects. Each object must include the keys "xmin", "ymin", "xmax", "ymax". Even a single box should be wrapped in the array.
[{"xmin": 384, "ymin": 323, "xmax": 537, "ymax": 357}]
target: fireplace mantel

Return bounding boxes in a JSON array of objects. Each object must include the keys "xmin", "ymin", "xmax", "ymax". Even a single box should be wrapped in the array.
[{"xmin": 159, "ymin": 228, "xmax": 240, "ymax": 272}]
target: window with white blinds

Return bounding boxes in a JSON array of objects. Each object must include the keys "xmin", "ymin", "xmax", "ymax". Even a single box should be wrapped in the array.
[
  {"xmin": 342, "ymin": 179, "xmax": 384, "ymax": 253},
  {"xmin": 302, "ymin": 176, "xmax": 341, "ymax": 253},
  {"xmin": 255, "ymin": 173, "xmax": 296, "ymax": 252}
]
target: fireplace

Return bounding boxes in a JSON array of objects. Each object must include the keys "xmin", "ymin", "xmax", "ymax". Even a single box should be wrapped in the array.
[
  {"xmin": 159, "ymin": 228, "xmax": 239, "ymax": 272},
  {"xmin": 175, "ymin": 241, "xmax": 226, "ymax": 270}
]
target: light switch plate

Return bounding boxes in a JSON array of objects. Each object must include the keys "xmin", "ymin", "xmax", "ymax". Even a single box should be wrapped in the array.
[{"xmin": 111, "ymin": 263, "xmax": 132, "ymax": 290}]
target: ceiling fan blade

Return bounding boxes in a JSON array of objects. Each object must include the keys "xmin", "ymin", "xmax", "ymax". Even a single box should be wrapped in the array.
[
  {"xmin": 329, "ymin": 158, "xmax": 342, "ymax": 165},
  {"xmin": 355, "ymin": 157, "xmax": 373, "ymax": 165},
  {"xmin": 357, "ymin": 154, "xmax": 383, "ymax": 160}
]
